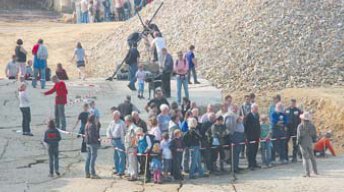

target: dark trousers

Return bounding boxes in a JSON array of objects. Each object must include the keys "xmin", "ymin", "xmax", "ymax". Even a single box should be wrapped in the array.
[
  {"xmin": 138, "ymin": 155, "xmax": 151, "ymax": 179},
  {"xmin": 162, "ymin": 72, "xmax": 171, "ymax": 97},
  {"xmin": 48, "ymin": 145, "xmax": 59, "ymax": 174},
  {"xmin": 247, "ymin": 142, "xmax": 259, "ymax": 168},
  {"xmin": 55, "ymin": 104, "xmax": 66, "ymax": 130},
  {"xmin": 201, "ymin": 148, "xmax": 212, "ymax": 172},
  {"xmin": 172, "ymin": 152, "xmax": 183, "ymax": 180},
  {"xmin": 20, "ymin": 107, "xmax": 31, "ymax": 133},
  {"xmin": 211, "ymin": 146, "xmax": 225, "ymax": 171},
  {"xmin": 286, "ymin": 136, "xmax": 298, "ymax": 161},
  {"xmin": 188, "ymin": 66, "xmax": 198, "ymax": 83}
]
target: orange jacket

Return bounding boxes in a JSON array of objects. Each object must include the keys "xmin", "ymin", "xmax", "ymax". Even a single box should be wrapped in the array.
[{"xmin": 314, "ymin": 137, "xmax": 336, "ymax": 156}]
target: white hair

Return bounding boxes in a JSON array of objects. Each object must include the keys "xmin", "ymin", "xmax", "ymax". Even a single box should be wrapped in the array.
[
  {"xmin": 188, "ymin": 118, "xmax": 198, "ymax": 129},
  {"xmin": 112, "ymin": 110, "xmax": 121, "ymax": 117},
  {"xmin": 131, "ymin": 111, "xmax": 139, "ymax": 116},
  {"xmin": 251, "ymin": 103, "xmax": 258, "ymax": 110},
  {"xmin": 160, "ymin": 104, "xmax": 169, "ymax": 112}
]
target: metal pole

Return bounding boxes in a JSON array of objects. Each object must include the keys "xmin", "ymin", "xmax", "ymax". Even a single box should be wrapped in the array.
[
  {"xmin": 231, "ymin": 143, "xmax": 237, "ymax": 181},
  {"xmin": 143, "ymin": 153, "xmax": 149, "ymax": 187}
]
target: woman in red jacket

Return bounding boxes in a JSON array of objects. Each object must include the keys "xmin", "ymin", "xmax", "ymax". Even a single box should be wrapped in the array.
[{"xmin": 44, "ymin": 75, "xmax": 68, "ymax": 131}]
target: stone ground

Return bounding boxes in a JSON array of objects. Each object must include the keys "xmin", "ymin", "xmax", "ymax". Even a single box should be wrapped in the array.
[{"xmin": 1, "ymin": 78, "xmax": 344, "ymax": 192}]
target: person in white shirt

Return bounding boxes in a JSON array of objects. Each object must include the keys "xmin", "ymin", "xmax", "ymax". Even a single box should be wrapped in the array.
[
  {"xmin": 124, "ymin": 115, "xmax": 139, "ymax": 180},
  {"xmin": 135, "ymin": 65, "xmax": 146, "ymax": 99},
  {"xmin": 150, "ymin": 32, "xmax": 166, "ymax": 68},
  {"xmin": 18, "ymin": 83, "xmax": 33, "ymax": 136},
  {"xmin": 106, "ymin": 111, "xmax": 126, "ymax": 176},
  {"xmin": 5, "ymin": 55, "xmax": 19, "ymax": 79},
  {"xmin": 149, "ymin": 116, "xmax": 161, "ymax": 141},
  {"xmin": 160, "ymin": 132, "xmax": 172, "ymax": 178}
]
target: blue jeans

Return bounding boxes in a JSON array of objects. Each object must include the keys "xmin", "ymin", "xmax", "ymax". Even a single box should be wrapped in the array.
[
  {"xmin": 272, "ymin": 128, "xmax": 287, "ymax": 162},
  {"xmin": 260, "ymin": 140, "xmax": 272, "ymax": 166},
  {"xmin": 128, "ymin": 64, "xmax": 138, "ymax": 88},
  {"xmin": 231, "ymin": 132, "xmax": 244, "ymax": 171},
  {"xmin": 85, "ymin": 144, "xmax": 99, "ymax": 176},
  {"xmin": 183, "ymin": 148, "xmax": 190, "ymax": 172},
  {"xmin": 104, "ymin": 7, "xmax": 111, "ymax": 21},
  {"xmin": 111, "ymin": 138, "xmax": 126, "ymax": 174},
  {"xmin": 176, "ymin": 75, "xmax": 189, "ymax": 104},
  {"xmin": 138, "ymin": 82, "xmax": 144, "ymax": 95},
  {"xmin": 81, "ymin": 11, "xmax": 89, "ymax": 23},
  {"xmin": 55, "ymin": 104, "xmax": 66, "ymax": 130},
  {"xmin": 189, "ymin": 146, "xmax": 204, "ymax": 178},
  {"xmin": 32, "ymin": 67, "xmax": 46, "ymax": 88},
  {"xmin": 48, "ymin": 144, "xmax": 59, "ymax": 174}
]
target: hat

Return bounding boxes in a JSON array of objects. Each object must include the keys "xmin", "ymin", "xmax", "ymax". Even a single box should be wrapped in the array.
[{"xmin": 300, "ymin": 112, "xmax": 312, "ymax": 121}]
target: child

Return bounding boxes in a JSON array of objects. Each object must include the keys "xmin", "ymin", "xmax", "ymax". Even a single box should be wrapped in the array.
[
  {"xmin": 260, "ymin": 115, "xmax": 272, "ymax": 167},
  {"xmin": 44, "ymin": 120, "xmax": 62, "ymax": 177},
  {"xmin": 18, "ymin": 83, "xmax": 33, "ymax": 136},
  {"xmin": 150, "ymin": 143, "xmax": 162, "ymax": 184},
  {"xmin": 206, "ymin": 115, "xmax": 226, "ymax": 172},
  {"xmin": 170, "ymin": 129, "xmax": 184, "ymax": 180},
  {"xmin": 74, "ymin": 103, "xmax": 90, "ymax": 152},
  {"xmin": 55, "ymin": 63, "xmax": 69, "ymax": 80},
  {"xmin": 135, "ymin": 65, "xmax": 146, "ymax": 99},
  {"xmin": 160, "ymin": 133, "xmax": 172, "ymax": 179},
  {"xmin": 314, "ymin": 131, "xmax": 336, "ymax": 157},
  {"xmin": 137, "ymin": 128, "xmax": 152, "ymax": 182},
  {"xmin": 25, "ymin": 60, "xmax": 33, "ymax": 80}
]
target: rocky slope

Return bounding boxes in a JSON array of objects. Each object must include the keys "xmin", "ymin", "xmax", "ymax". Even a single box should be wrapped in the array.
[{"xmin": 88, "ymin": 0, "xmax": 344, "ymax": 91}]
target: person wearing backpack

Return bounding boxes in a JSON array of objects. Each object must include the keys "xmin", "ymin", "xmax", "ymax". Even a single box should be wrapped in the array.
[
  {"xmin": 174, "ymin": 51, "xmax": 189, "ymax": 105},
  {"xmin": 15, "ymin": 39, "xmax": 28, "ymax": 78},
  {"xmin": 161, "ymin": 48, "xmax": 173, "ymax": 98},
  {"xmin": 125, "ymin": 44, "xmax": 140, "ymax": 91},
  {"xmin": 33, "ymin": 39, "xmax": 48, "ymax": 89}
]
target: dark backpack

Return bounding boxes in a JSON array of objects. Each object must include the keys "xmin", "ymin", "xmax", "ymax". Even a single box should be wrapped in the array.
[{"xmin": 145, "ymin": 134, "xmax": 156, "ymax": 152}]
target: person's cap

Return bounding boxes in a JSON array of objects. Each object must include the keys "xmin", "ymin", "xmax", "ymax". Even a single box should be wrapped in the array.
[{"xmin": 300, "ymin": 112, "xmax": 312, "ymax": 121}]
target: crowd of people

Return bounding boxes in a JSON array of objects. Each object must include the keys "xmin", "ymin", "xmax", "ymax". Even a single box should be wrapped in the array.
[
  {"xmin": 74, "ymin": 0, "xmax": 155, "ymax": 23},
  {"xmin": 32, "ymin": 83, "xmax": 336, "ymax": 180}
]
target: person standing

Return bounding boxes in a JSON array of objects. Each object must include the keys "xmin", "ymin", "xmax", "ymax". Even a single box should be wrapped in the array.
[
  {"xmin": 114, "ymin": 0, "xmax": 124, "ymax": 21},
  {"xmin": 107, "ymin": 111, "xmax": 126, "ymax": 176},
  {"xmin": 5, "ymin": 55, "xmax": 19, "ymax": 79},
  {"xmin": 260, "ymin": 115, "xmax": 272, "ymax": 167},
  {"xmin": 73, "ymin": 103, "xmax": 89, "ymax": 152},
  {"xmin": 245, "ymin": 104, "xmax": 261, "ymax": 170},
  {"xmin": 145, "ymin": 88, "xmax": 169, "ymax": 114},
  {"xmin": 157, "ymin": 104, "xmax": 171, "ymax": 133},
  {"xmin": 44, "ymin": 120, "xmax": 61, "ymax": 177},
  {"xmin": 33, "ymin": 39, "xmax": 48, "ymax": 89},
  {"xmin": 286, "ymin": 99, "xmax": 302, "ymax": 162},
  {"xmin": 72, "ymin": 42, "xmax": 88, "ymax": 80},
  {"xmin": 81, "ymin": 0, "xmax": 89, "ymax": 23},
  {"xmin": 174, "ymin": 51, "xmax": 189, "ymax": 104},
  {"xmin": 161, "ymin": 48, "xmax": 173, "ymax": 98},
  {"xmin": 84, "ymin": 115, "xmax": 101, "ymax": 179},
  {"xmin": 271, "ymin": 102, "xmax": 288, "ymax": 164},
  {"xmin": 132, "ymin": 111, "xmax": 148, "ymax": 133},
  {"xmin": 15, "ymin": 39, "xmax": 28, "ymax": 78},
  {"xmin": 151, "ymin": 32, "xmax": 166, "ymax": 68},
  {"xmin": 185, "ymin": 45, "xmax": 200, "ymax": 84},
  {"xmin": 136, "ymin": 127, "xmax": 152, "ymax": 182},
  {"xmin": 170, "ymin": 129, "xmax": 184, "ymax": 180},
  {"xmin": 297, "ymin": 112, "xmax": 318, "ymax": 177},
  {"xmin": 94, "ymin": 0, "xmax": 101, "ymax": 22},
  {"xmin": 44, "ymin": 76, "xmax": 68, "ymax": 131},
  {"xmin": 88, "ymin": 0, "xmax": 95, "ymax": 23},
  {"xmin": 125, "ymin": 44, "xmax": 140, "ymax": 91},
  {"xmin": 19, "ymin": 83, "xmax": 33, "ymax": 136},
  {"xmin": 135, "ymin": 65, "xmax": 146, "ymax": 99},
  {"xmin": 75, "ymin": 0, "xmax": 82, "ymax": 23},
  {"xmin": 117, "ymin": 95, "xmax": 139, "ymax": 119},
  {"xmin": 102, "ymin": 0, "xmax": 112, "ymax": 21},
  {"xmin": 55, "ymin": 63, "xmax": 69, "ymax": 80}
]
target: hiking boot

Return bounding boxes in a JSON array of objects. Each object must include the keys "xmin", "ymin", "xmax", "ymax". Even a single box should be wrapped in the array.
[
  {"xmin": 56, "ymin": 172, "xmax": 60, "ymax": 176},
  {"xmin": 27, "ymin": 133, "xmax": 34, "ymax": 136},
  {"xmin": 85, "ymin": 174, "xmax": 91, "ymax": 178},
  {"xmin": 188, "ymin": 81, "xmax": 192, "ymax": 84},
  {"xmin": 195, "ymin": 81, "xmax": 201, "ymax": 84}
]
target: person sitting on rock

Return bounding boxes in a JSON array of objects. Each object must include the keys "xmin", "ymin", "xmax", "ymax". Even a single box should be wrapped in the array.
[
  {"xmin": 5, "ymin": 55, "xmax": 19, "ymax": 80},
  {"xmin": 25, "ymin": 60, "xmax": 33, "ymax": 80},
  {"xmin": 314, "ymin": 131, "xmax": 336, "ymax": 157},
  {"xmin": 55, "ymin": 63, "xmax": 69, "ymax": 80}
]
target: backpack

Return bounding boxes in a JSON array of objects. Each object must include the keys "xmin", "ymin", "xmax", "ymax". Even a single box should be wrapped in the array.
[{"xmin": 145, "ymin": 134, "xmax": 155, "ymax": 152}]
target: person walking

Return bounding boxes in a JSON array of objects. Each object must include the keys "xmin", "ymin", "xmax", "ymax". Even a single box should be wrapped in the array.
[
  {"xmin": 72, "ymin": 42, "xmax": 88, "ymax": 80},
  {"xmin": 297, "ymin": 112, "xmax": 318, "ymax": 177},
  {"xmin": 107, "ymin": 111, "xmax": 126, "ymax": 176},
  {"xmin": 19, "ymin": 83, "xmax": 33, "ymax": 136},
  {"xmin": 5, "ymin": 55, "xmax": 19, "ymax": 80},
  {"xmin": 161, "ymin": 48, "xmax": 173, "ymax": 98},
  {"xmin": 84, "ymin": 115, "xmax": 101, "ymax": 179},
  {"xmin": 174, "ymin": 51, "xmax": 189, "ymax": 104},
  {"xmin": 32, "ymin": 39, "xmax": 48, "ymax": 89},
  {"xmin": 73, "ymin": 103, "xmax": 89, "ymax": 152},
  {"xmin": 125, "ymin": 44, "xmax": 140, "ymax": 91},
  {"xmin": 185, "ymin": 45, "xmax": 200, "ymax": 84},
  {"xmin": 15, "ymin": 39, "xmax": 28, "ymax": 78},
  {"xmin": 44, "ymin": 120, "xmax": 61, "ymax": 177},
  {"xmin": 245, "ymin": 104, "xmax": 261, "ymax": 170},
  {"xmin": 44, "ymin": 76, "xmax": 68, "ymax": 131},
  {"xmin": 286, "ymin": 99, "xmax": 302, "ymax": 162}
]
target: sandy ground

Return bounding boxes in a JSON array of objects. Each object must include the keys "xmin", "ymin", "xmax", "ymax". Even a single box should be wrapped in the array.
[{"xmin": 1, "ymin": 78, "xmax": 344, "ymax": 192}]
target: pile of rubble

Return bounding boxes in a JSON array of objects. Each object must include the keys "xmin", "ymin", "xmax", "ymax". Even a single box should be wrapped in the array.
[{"xmin": 89, "ymin": 0, "xmax": 344, "ymax": 92}]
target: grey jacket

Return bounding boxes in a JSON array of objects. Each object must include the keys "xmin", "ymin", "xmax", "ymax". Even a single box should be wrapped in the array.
[{"xmin": 297, "ymin": 121, "xmax": 317, "ymax": 148}]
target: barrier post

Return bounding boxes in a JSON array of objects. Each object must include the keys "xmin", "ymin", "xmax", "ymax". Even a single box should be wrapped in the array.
[
  {"xmin": 231, "ymin": 143, "xmax": 237, "ymax": 181},
  {"xmin": 143, "ymin": 153, "xmax": 149, "ymax": 187}
]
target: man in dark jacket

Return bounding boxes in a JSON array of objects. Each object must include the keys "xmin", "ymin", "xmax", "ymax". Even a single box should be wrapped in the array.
[
  {"xmin": 244, "ymin": 104, "xmax": 261, "ymax": 170},
  {"xmin": 125, "ymin": 44, "xmax": 140, "ymax": 90},
  {"xmin": 44, "ymin": 120, "xmax": 62, "ymax": 177},
  {"xmin": 117, "ymin": 95, "xmax": 139, "ymax": 119},
  {"xmin": 286, "ymin": 99, "xmax": 302, "ymax": 162},
  {"xmin": 161, "ymin": 48, "xmax": 173, "ymax": 98},
  {"xmin": 132, "ymin": 111, "xmax": 147, "ymax": 133}
]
